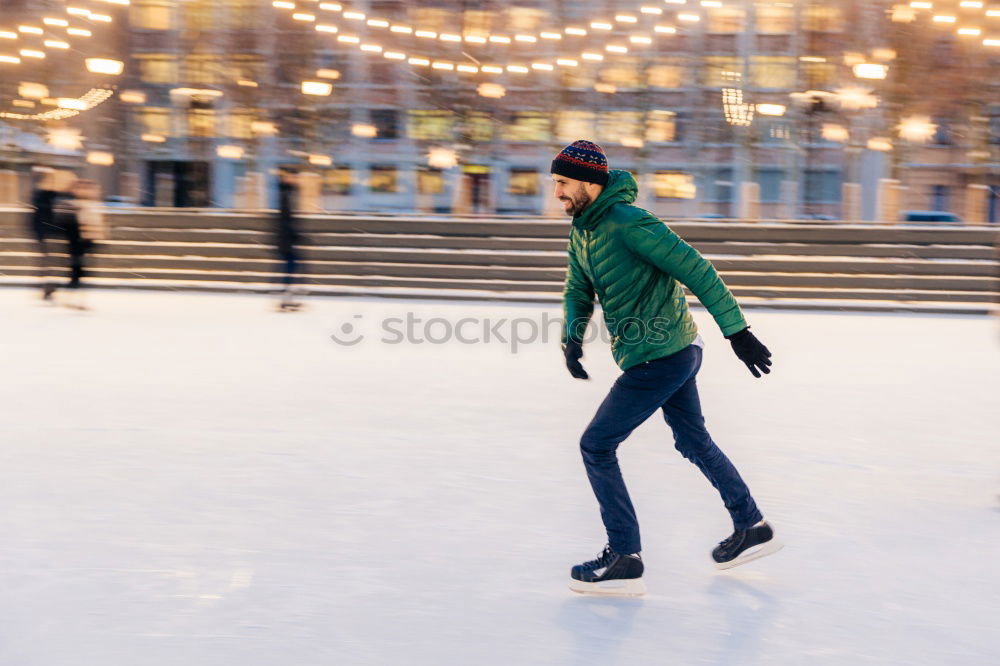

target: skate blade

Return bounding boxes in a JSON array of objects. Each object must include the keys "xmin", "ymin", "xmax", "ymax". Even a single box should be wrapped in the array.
[
  {"xmin": 569, "ymin": 577, "xmax": 646, "ymax": 597},
  {"xmin": 715, "ymin": 539, "xmax": 783, "ymax": 570}
]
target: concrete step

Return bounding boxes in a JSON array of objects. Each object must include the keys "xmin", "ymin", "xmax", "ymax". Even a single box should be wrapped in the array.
[
  {"xmin": 93, "ymin": 211, "xmax": 1000, "ymax": 245},
  {"xmin": 83, "ymin": 230, "xmax": 1000, "ymax": 260},
  {"xmin": 8, "ymin": 253, "xmax": 1000, "ymax": 288},
  {"xmin": 4, "ymin": 258, "xmax": 997, "ymax": 294},
  {"xmin": 4, "ymin": 241, "xmax": 995, "ymax": 276}
]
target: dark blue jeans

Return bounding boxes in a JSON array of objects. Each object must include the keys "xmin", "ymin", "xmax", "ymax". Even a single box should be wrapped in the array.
[
  {"xmin": 279, "ymin": 250, "xmax": 298, "ymax": 288},
  {"xmin": 580, "ymin": 344, "xmax": 763, "ymax": 554}
]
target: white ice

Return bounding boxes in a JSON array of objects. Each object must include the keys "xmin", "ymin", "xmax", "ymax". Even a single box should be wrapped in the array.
[{"xmin": 2, "ymin": 288, "xmax": 998, "ymax": 665}]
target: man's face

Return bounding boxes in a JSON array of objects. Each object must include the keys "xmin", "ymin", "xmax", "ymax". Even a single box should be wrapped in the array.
[{"xmin": 552, "ymin": 175, "xmax": 599, "ymax": 217}]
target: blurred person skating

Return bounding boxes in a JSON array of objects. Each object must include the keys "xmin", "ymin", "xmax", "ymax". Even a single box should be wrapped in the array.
[
  {"xmin": 28, "ymin": 169, "xmax": 67, "ymax": 301},
  {"xmin": 53, "ymin": 178, "xmax": 107, "ymax": 310},
  {"xmin": 551, "ymin": 140, "xmax": 780, "ymax": 597},
  {"xmin": 275, "ymin": 170, "xmax": 304, "ymax": 311}
]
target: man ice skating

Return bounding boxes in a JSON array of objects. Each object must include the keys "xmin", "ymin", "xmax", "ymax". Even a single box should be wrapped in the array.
[{"xmin": 552, "ymin": 140, "xmax": 781, "ymax": 596}]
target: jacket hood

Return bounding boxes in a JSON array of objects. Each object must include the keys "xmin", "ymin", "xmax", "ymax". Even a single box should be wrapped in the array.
[{"xmin": 572, "ymin": 169, "xmax": 637, "ymax": 230}]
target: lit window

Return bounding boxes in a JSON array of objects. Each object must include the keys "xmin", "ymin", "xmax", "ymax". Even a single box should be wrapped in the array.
[
  {"xmin": 802, "ymin": 62, "xmax": 836, "ymax": 88},
  {"xmin": 648, "ymin": 59, "xmax": 689, "ymax": 88},
  {"xmin": 137, "ymin": 54, "xmax": 178, "ymax": 83},
  {"xmin": 131, "ymin": 1, "xmax": 174, "ymax": 30},
  {"xmin": 654, "ymin": 172, "xmax": 697, "ymax": 199},
  {"xmin": 556, "ymin": 111, "xmax": 596, "ymax": 142},
  {"xmin": 507, "ymin": 112, "xmax": 550, "ymax": 142},
  {"xmin": 407, "ymin": 110, "xmax": 454, "ymax": 140},
  {"xmin": 187, "ymin": 109, "xmax": 215, "ymax": 138},
  {"xmin": 750, "ymin": 56, "xmax": 796, "ymax": 88},
  {"xmin": 417, "ymin": 168, "xmax": 445, "ymax": 195},
  {"xmin": 229, "ymin": 0, "xmax": 258, "ymax": 29},
  {"xmin": 324, "ymin": 166, "xmax": 352, "ymax": 195},
  {"xmin": 223, "ymin": 110, "xmax": 255, "ymax": 139},
  {"xmin": 466, "ymin": 112, "xmax": 494, "ymax": 143},
  {"xmin": 183, "ymin": 0, "xmax": 215, "ymax": 32},
  {"xmin": 139, "ymin": 107, "xmax": 171, "ymax": 135},
  {"xmin": 560, "ymin": 66, "xmax": 595, "ymax": 89},
  {"xmin": 803, "ymin": 5, "xmax": 844, "ymax": 32},
  {"xmin": 756, "ymin": 4, "xmax": 794, "ymax": 34},
  {"xmin": 599, "ymin": 60, "xmax": 643, "ymax": 88},
  {"xmin": 646, "ymin": 110, "xmax": 677, "ymax": 142},
  {"xmin": 185, "ymin": 55, "xmax": 219, "ymax": 84},
  {"xmin": 508, "ymin": 169, "xmax": 538, "ymax": 196},
  {"xmin": 703, "ymin": 57, "xmax": 741, "ymax": 87},
  {"xmin": 707, "ymin": 7, "xmax": 745, "ymax": 33},
  {"xmin": 597, "ymin": 112, "xmax": 643, "ymax": 145},
  {"xmin": 369, "ymin": 165, "xmax": 399, "ymax": 193}
]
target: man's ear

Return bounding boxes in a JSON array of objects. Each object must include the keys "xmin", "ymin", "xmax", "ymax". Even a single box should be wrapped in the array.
[{"xmin": 586, "ymin": 181, "xmax": 604, "ymax": 198}]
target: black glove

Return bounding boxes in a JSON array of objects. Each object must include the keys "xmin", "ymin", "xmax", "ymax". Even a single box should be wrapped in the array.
[
  {"xmin": 562, "ymin": 339, "xmax": 589, "ymax": 380},
  {"xmin": 725, "ymin": 327, "xmax": 772, "ymax": 378}
]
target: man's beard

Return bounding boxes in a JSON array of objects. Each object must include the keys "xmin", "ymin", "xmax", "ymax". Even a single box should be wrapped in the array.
[{"xmin": 560, "ymin": 189, "xmax": 593, "ymax": 217}]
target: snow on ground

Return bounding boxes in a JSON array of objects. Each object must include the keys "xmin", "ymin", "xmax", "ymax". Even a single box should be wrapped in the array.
[{"xmin": 1, "ymin": 287, "xmax": 998, "ymax": 666}]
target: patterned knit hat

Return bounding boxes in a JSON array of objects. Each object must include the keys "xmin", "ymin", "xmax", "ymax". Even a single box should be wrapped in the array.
[{"xmin": 550, "ymin": 140, "xmax": 609, "ymax": 186}]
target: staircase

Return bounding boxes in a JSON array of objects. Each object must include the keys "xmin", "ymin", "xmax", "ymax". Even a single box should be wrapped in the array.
[{"xmin": 2, "ymin": 207, "xmax": 997, "ymax": 313}]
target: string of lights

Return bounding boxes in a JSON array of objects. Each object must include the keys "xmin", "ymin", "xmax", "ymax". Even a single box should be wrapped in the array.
[
  {"xmin": 0, "ymin": 87, "xmax": 114, "ymax": 121},
  {"xmin": 0, "ymin": 1, "xmax": 127, "ymax": 120},
  {"xmin": 276, "ymin": 0, "xmax": 695, "ymax": 48},
  {"xmin": 274, "ymin": 0, "xmax": 1000, "ymax": 54},
  {"xmin": 272, "ymin": 11, "xmax": 685, "ymax": 79},
  {"xmin": 0, "ymin": 0, "xmax": 123, "ymax": 69},
  {"xmin": 270, "ymin": 0, "xmax": 1000, "ymax": 83},
  {"xmin": 271, "ymin": 0, "xmax": 694, "ymax": 78}
]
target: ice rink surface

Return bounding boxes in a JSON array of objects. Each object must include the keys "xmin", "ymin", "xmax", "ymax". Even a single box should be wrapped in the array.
[{"xmin": 2, "ymin": 288, "xmax": 998, "ymax": 665}]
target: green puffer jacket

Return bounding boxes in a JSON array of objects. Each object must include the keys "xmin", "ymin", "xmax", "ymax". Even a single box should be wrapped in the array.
[{"xmin": 562, "ymin": 169, "xmax": 748, "ymax": 370}]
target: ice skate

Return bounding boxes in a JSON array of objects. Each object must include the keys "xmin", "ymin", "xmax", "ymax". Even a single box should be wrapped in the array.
[
  {"xmin": 712, "ymin": 520, "xmax": 782, "ymax": 570},
  {"xmin": 276, "ymin": 288, "xmax": 303, "ymax": 312},
  {"xmin": 569, "ymin": 545, "xmax": 646, "ymax": 596}
]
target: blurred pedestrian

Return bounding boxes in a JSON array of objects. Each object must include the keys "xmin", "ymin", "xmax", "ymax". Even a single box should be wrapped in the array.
[
  {"xmin": 28, "ymin": 169, "xmax": 64, "ymax": 301},
  {"xmin": 53, "ymin": 178, "xmax": 106, "ymax": 310},
  {"xmin": 274, "ymin": 169, "xmax": 304, "ymax": 311},
  {"xmin": 552, "ymin": 140, "xmax": 780, "ymax": 596}
]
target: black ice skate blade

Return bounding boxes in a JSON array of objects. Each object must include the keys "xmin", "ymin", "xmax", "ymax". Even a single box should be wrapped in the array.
[
  {"xmin": 714, "ymin": 539, "xmax": 783, "ymax": 570},
  {"xmin": 568, "ymin": 577, "xmax": 646, "ymax": 597}
]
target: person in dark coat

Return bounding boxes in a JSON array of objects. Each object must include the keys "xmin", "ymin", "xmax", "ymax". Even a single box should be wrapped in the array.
[
  {"xmin": 29, "ymin": 170, "xmax": 65, "ymax": 301},
  {"xmin": 275, "ymin": 170, "xmax": 303, "ymax": 310}
]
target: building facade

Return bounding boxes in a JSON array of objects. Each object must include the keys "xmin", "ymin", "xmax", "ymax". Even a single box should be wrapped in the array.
[{"xmin": 3, "ymin": 0, "xmax": 998, "ymax": 220}]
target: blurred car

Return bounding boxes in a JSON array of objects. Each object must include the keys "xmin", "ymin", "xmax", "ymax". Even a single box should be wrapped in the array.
[
  {"xmin": 901, "ymin": 210, "xmax": 963, "ymax": 224},
  {"xmin": 102, "ymin": 195, "xmax": 138, "ymax": 208}
]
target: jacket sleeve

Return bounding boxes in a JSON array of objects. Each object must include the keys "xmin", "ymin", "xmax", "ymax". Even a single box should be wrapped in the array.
[
  {"xmin": 619, "ymin": 213, "xmax": 747, "ymax": 336},
  {"xmin": 562, "ymin": 239, "xmax": 595, "ymax": 344}
]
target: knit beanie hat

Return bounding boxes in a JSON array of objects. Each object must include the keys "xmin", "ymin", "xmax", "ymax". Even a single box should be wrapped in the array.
[{"xmin": 550, "ymin": 140, "xmax": 609, "ymax": 186}]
